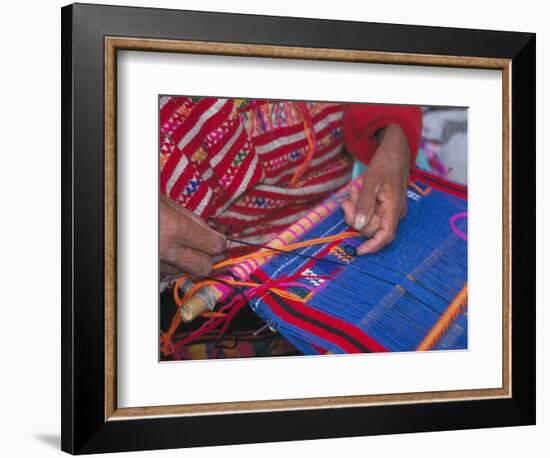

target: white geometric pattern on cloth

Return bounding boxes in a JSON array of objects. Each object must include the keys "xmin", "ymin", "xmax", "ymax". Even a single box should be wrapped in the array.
[
  {"xmin": 210, "ymin": 123, "xmax": 244, "ymax": 167},
  {"xmin": 254, "ymin": 174, "xmax": 350, "ymax": 197},
  {"xmin": 166, "ymin": 99, "xmax": 228, "ymax": 195}
]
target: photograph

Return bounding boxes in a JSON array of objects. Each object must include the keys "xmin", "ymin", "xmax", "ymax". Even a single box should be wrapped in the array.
[
  {"xmin": 159, "ymin": 96, "xmax": 469, "ymax": 361},
  {"xmin": 0, "ymin": 0, "xmax": 544, "ymax": 456}
]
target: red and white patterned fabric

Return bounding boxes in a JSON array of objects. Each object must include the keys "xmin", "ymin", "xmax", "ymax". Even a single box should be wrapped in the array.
[{"xmin": 160, "ymin": 97, "xmax": 422, "ymax": 254}]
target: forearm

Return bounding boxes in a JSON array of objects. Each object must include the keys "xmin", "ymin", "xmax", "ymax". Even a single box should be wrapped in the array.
[{"xmin": 374, "ymin": 123, "xmax": 410, "ymax": 166}]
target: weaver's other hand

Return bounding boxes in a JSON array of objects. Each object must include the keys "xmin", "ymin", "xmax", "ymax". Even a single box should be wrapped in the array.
[
  {"xmin": 160, "ymin": 194, "xmax": 227, "ymax": 278},
  {"xmin": 342, "ymin": 123, "xmax": 410, "ymax": 255}
]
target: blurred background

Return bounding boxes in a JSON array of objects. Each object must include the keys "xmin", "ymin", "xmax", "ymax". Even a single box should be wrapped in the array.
[
  {"xmin": 354, "ymin": 106, "xmax": 468, "ymax": 185},
  {"xmin": 417, "ymin": 107, "xmax": 467, "ymax": 185}
]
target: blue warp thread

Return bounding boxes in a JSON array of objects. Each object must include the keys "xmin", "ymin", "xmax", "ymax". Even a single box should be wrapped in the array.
[{"xmin": 249, "ymin": 183, "xmax": 468, "ymax": 355}]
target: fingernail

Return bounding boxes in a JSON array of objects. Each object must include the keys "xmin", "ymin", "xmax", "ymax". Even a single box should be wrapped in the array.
[
  {"xmin": 354, "ymin": 214, "xmax": 366, "ymax": 231},
  {"xmin": 357, "ymin": 247, "xmax": 369, "ymax": 256}
]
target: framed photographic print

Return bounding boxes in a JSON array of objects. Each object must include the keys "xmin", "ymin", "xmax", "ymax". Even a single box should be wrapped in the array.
[{"xmin": 61, "ymin": 3, "xmax": 536, "ymax": 454}]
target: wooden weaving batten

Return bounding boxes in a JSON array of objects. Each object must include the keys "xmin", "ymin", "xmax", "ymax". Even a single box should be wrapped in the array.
[{"xmin": 178, "ymin": 182, "xmax": 357, "ymax": 322}]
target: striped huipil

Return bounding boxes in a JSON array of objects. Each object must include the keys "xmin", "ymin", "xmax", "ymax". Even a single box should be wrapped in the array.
[{"xmin": 160, "ymin": 97, "xmax": 422, "ymax": 255}]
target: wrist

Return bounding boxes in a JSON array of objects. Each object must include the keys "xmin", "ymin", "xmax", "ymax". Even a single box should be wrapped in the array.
[
  {"xmin": 372, "ymin": 124, "xmax": 410, "ymax": 168},
  {"xmin": 377, "ymin": 123, "xmax": 409, "ymax": 152}
]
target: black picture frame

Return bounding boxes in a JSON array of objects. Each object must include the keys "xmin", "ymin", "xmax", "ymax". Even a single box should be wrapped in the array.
[{"xmin": 61, "ymin": 3, "xmax": 535, "ymax": 454}]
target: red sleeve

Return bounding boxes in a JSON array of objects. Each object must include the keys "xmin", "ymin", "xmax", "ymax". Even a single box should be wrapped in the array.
[{"xmin": 343, "ymin": 104, "xmax": 423, "ymax": 167}]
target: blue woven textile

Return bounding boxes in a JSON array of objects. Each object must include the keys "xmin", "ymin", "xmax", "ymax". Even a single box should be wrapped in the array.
[{"xmin": 248, "ymin": 178, "xmax": 468, "ymax": 355}]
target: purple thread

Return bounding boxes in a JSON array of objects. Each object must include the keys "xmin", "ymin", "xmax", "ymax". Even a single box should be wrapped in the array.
[
  {"xmin": 233, "ymin": 265, "xmax": 247, "ymax": 280},
  {"xmin": 320, "ymin": 202, "xmax": 332, "ymax": 213},
  {"xmin": 286, "ymin": 227, "xmax": 299, "ymax": 239},
  {"xmin": 312, "ymin": 209, "xmax": 322, "ymax": 219},
  {"xmin": 245, "ymin": 259, "xmax": 260, "ymax": 272},
  {"xmin": 450, "ymin": 212, "xmax": 468, "ymax": 240},
  {"xmin": 295, "ymin": 221, "xmax": 307, "ymax": 233},
  {"xmin": 303, "ymin": 214, "xmax": 315, "ymax": 226}
]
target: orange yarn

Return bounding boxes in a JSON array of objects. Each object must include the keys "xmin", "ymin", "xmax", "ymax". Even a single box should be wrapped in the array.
[
  {"xmin": 161, "ymin": 230, "xmax": 362, "ymax": 356},
  {"xmin": 214, "ymin": 231, "xmax": 360, "ymax": 270},
  {"xmin": 416, "ymin": 284, "xmax": 468, "ymax": 351},
  {"xmin": 162, "ymin": 279, "xmax": 225, "ymax": 356},
  {"xmin": 201, "ymin": 311, "xmax": 228, "ymax": 318},
  {"xmin": 409, "ymin": 180, "xmax": 432, "ymax": 196},
  {"xmin": 289, "ymin": 102, "xmax": 316, "ymax": 186}
]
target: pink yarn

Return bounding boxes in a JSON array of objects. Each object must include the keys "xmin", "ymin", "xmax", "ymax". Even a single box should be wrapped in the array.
[{"xmin": 450, "ymin": 212, "xmax": 468, "ymax": 240}]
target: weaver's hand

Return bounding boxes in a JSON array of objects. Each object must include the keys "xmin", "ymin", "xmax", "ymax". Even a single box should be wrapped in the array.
[
  {"xmin": 342, "ymin": 123, "xmax": 410, "ymax": 255},
  {"xmin": 160, "ymin": 194, "xmax": 227, "ymax": 278}
]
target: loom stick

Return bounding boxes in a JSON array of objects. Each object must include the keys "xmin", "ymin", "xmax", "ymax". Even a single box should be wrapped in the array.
[{"xmin": 179, "ymin": 180, "xmax": 359, "ymax": 322}]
